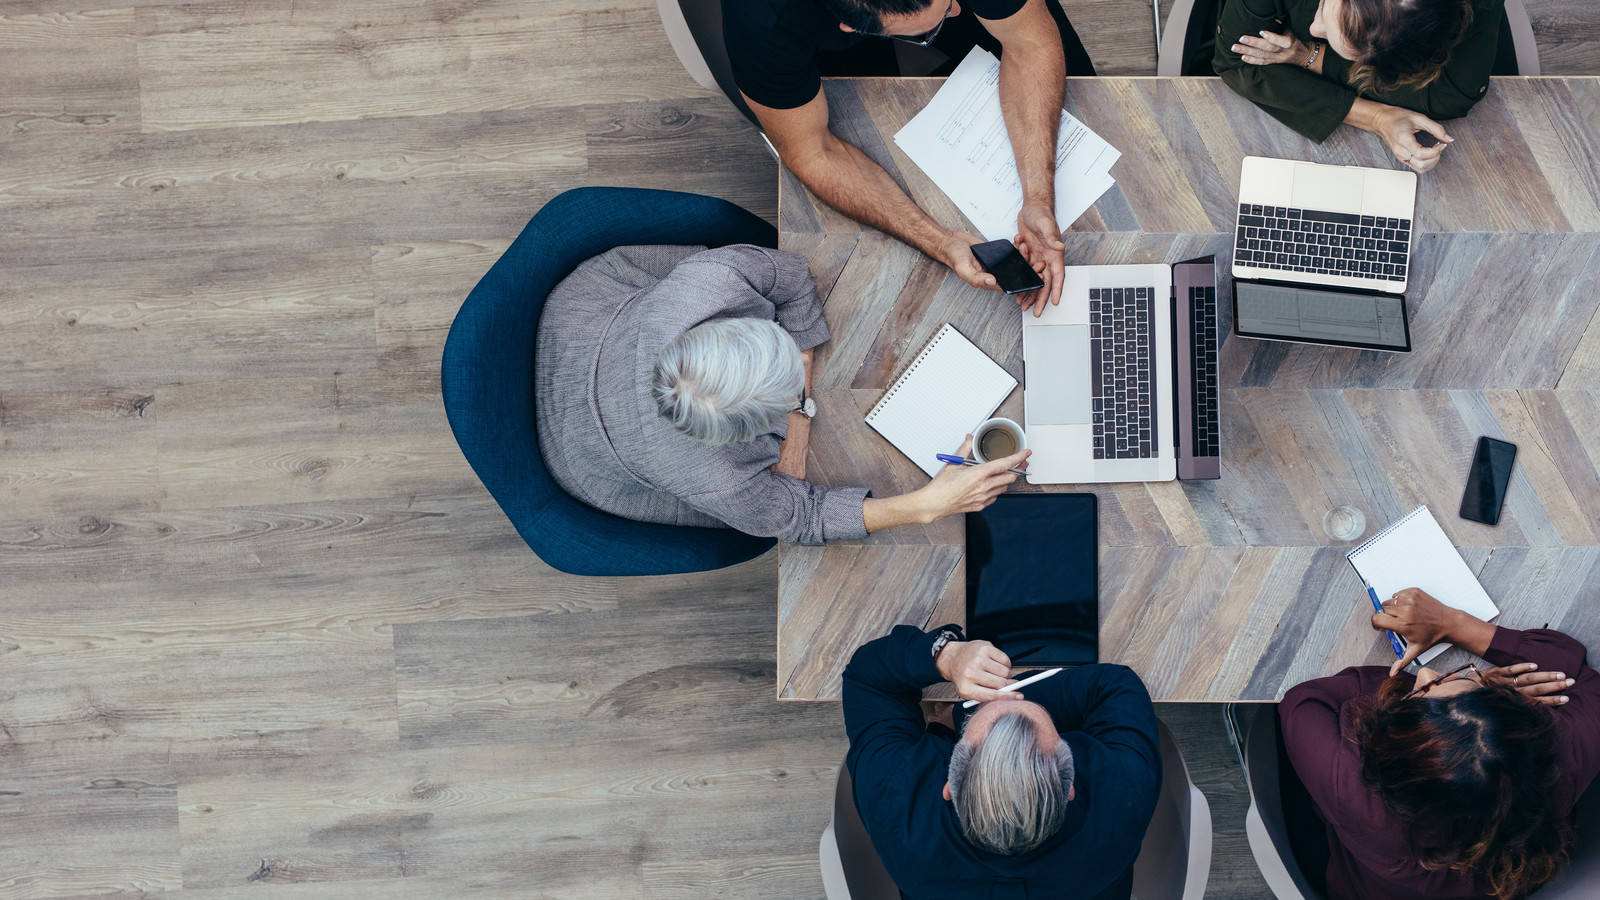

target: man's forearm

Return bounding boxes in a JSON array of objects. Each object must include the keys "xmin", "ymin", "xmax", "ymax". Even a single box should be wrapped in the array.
[
  {"xmin": 997, "ymin": 36, "xmax": 1065, "ymax": 209},
  {"xmin": 789, "ymin": 136, "xmax": 949, "ymax": 257}
]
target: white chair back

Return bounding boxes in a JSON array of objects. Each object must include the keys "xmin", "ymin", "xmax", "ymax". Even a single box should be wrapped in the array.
[{"xmin": 1132, "ymin": 718, "xmax": 1214, "ymax": 899}]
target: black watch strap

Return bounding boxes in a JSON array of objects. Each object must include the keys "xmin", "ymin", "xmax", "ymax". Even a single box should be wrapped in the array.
[{"xmin": 930, "ymin": 625, "xmax": 965, "ymax": 660}]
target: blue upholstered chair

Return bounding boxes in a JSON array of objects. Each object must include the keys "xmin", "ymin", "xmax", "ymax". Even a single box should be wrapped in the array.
[{"xmin": 440, "ymin": 187, "xmax": 779, "ymax": 576}]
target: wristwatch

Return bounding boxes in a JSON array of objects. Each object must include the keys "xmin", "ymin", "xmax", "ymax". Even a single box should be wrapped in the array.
[
  {"xmin": 794, "ymin": 387, "xmax": 816, "ymax": 419},
  {"xmin": 930, "ymin": 625, "xmax": 964, "ymax": 660}
]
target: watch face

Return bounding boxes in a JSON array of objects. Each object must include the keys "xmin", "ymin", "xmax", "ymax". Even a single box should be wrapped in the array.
[{"xmin": 802, "ymin": 397, "xmax": 817, "ymax": 418}]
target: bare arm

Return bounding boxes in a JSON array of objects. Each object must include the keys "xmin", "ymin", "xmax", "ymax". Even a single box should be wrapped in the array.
[
  {"xmin": 863, "ymin": 436, "xmax": 1030, "ymax": 532},
  {"xmin": 771, "ymin": 349, "xmax": 813, "ymax": 480},
  {"xmin": 983, "ymin": 0, "xmax": 1067, "ymax": 316},
  {"xmin": 747, "ymin": 88, "xmax": 998, "ymax": 291}
]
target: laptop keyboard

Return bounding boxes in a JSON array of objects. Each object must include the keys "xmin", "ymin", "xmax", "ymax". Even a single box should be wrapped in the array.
[
  {"xmin": 1089, "ymin": 286, "xmax": 1156, "ymax": 460},
  {"xmin": 1233, "ymin": 204, "xmax": 1410, "ymax": 283},
  {"xmin": 1189, "ymin": 285, "xmax": 1220, "ymax": 458}
]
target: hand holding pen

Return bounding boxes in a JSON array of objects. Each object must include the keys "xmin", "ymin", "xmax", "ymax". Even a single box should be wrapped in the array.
[
  {"xmin": 937, "ymin": 454, "xmax": 1031, "ymax": 477},
  {"xmin": 1365, "ymin": 581, "xmax": 1408, "ymax": 661},
  {"xmin": 916, "ymin": 435, "xmax": 1031, "ymax": 521}
]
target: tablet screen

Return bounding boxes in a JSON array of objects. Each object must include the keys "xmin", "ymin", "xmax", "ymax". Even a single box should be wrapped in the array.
[{"xmin": 965, "ymin": 494, "xmax": 1098, "ymax": 668}]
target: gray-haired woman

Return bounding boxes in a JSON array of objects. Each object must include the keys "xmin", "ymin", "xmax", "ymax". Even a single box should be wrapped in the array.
[{"xmin": 535, "ymin": 243, "xmax": 1028, "ymax": 546}]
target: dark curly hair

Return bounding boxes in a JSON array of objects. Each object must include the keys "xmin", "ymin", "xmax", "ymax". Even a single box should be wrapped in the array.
[
  {"xmin": 1337, "ymin": 0, "xmax": 1475, "ymax": 94},
  {"xmin": 1352, "ymin": 676, "xmax": 1571, "ymax": 899},
  {"xmin": 821, "ymin": 0, "xmax": 939, "ymax": 33}
]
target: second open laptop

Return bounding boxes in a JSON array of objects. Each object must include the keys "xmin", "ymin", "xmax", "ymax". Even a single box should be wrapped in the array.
[
  {"xmin": 1230, "ymin": 156, "xmax": 1415, "ymax": 352},
  {"xmin": 1021, "ymin": 256, "xmax": 1220, "ymax": 485}
]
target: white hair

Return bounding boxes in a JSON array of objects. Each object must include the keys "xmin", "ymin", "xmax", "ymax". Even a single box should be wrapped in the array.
[
  {"xmin": 947, "ymin": 710, "xmax": 1075, "ymax": 856},
  {"xmin": 652, "ymin": 317, "xmax": 804, "ymax": 446}
]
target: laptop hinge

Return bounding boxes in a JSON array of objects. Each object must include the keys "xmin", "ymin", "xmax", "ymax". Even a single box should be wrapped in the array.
[{"xmin": 1171, "ymin": 284, "xmax": 1181, "ymax": 452}]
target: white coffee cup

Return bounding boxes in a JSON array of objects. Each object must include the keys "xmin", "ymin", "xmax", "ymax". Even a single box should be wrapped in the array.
[{"xmin": 970, "ymin": 417, "xmax": 1027, "ymax": 463}]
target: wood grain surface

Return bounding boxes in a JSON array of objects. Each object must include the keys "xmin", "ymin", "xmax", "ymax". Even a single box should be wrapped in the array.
[
  {"xmin": 778, "ymin": 76, "xmax": 1600, "ymax": 700},
  {"xmin": 2, "ymin": 0, "xmax": 1597, "ymax": 896}
]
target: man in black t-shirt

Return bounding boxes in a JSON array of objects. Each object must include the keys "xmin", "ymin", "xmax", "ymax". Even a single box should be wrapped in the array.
[{"xmin": 723, "ymin": 0, "xmax": 1097, "ymax": 316}]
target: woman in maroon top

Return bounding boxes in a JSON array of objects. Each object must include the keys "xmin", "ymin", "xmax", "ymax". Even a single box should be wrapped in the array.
[{"xmin": 1279, "ymin": 587, "xmax": 1600, "ymax": 899}]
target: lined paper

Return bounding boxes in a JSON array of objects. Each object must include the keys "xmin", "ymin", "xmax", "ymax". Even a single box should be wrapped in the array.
[{"xmin": 866, "ymin": 324, "xmax": 1018, "ymax": 478}]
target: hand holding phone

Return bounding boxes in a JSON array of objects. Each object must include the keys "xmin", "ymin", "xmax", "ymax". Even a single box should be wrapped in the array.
[{"xmin": 970, "ymin": 239, "xmax": 1045, "ymax": 296}]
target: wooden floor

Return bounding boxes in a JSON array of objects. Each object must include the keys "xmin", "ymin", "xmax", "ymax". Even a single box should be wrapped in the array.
[{"xmin": 2, "ymin": 2, "xmax": 1597, "ymax": 897}]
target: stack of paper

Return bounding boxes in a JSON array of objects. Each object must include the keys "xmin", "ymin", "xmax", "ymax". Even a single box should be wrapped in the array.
[{"xmin": 893, "ymin": 48, "xmax": 1120, "ymax": 242}]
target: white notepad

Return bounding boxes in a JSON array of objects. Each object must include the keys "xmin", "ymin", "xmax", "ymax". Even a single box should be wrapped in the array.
[
  {"xmin": 865, "ymin": 324, "xmax": 1018, "ymax": 478},
  {"xmin": 1346, "ymin": 506, "xmax": 1499, "ymax": 666}
]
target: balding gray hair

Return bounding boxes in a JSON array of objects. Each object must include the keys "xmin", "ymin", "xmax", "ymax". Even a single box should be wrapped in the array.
[
  {"xmin": 947, "ymin": 710, "xmax": 1075, "ymax": 856},
  {"xmin": 652, "ymin": 317, "xmax": 804, "ymax": 446}
]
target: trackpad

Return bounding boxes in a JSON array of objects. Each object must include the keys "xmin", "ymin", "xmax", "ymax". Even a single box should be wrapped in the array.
[
  {"xmin": 1024, "ymin": 325, "xmax": 1091, "ymax": 425},
  {"xmin": 1292, "ymin": 165, "xmax": 1364, "ymax": 214}
]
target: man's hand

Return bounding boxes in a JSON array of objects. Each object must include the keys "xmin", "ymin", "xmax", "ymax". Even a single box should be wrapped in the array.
[
  {"xmin": 912, "ymin": 435, "xmax": 1029, "ymax": 523},
  {"xmin": 1231, "ymin": 30, "xmax": 1314, "ymax": 67},
  {"xmin": 936, "ymin": 638, "xmax": 1022, "ymax": 703},
  {"xmin": 941, "ymin": 230, "xmax": 1002, "ymax": 292},
  {"xmin": 1372, "ymin": 587, "xmax": 1464, "ymax": 674},
  {"xmin": 1483, "ymin": 662, "xmax": 1574, "ymax": 706},
  {"xmin": 1014, "ymin": 203, "xmax": 1064, "ymax": 317},
  {"xmin": 1365, "ymin": 104, "xmax": 1452, "ymax": 173}
]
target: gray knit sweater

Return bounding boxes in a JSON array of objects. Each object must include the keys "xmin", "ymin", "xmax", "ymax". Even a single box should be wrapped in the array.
[{"xmin": 534, "ymin": 243, "xmax": 869, "ymax": 546}]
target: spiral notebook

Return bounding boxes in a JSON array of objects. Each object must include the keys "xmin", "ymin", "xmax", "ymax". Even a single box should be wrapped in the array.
[
  {"xmin": 1346, "ymin": 506, "xmax": 1499, "ymax": 666},
  {"xmin": 865, "ymin": 323, "xmax": 1018, "ymax": 478}
]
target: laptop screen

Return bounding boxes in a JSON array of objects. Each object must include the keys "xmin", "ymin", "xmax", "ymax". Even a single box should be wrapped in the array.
[
  {"xmin": 1233, "ymin": 280, "xmax": 1410, "ymax": 351},
  {"xmin": 965, "ymin": 494, "xmax": 1098, "ymax": 668}
]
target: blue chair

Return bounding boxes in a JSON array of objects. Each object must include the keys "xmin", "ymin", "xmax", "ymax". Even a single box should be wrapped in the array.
[{"xmin": 440, "ymin": 187, "xmax": 779, "ymax": 576}]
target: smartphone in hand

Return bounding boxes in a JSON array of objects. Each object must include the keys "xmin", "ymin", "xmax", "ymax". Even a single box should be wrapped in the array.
[{"xmin": 970, "ymin": 239, "xmax": 1045, "ymax": 295}]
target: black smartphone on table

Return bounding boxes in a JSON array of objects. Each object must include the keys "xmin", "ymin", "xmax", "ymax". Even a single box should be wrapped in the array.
[
  {"xmin": 970, "ymin": 239, "xmax": 1045, "ymax": 295},
  {"xmin": 1459, "ymin": 436, "xmax": 1517, "ymax": 526}
]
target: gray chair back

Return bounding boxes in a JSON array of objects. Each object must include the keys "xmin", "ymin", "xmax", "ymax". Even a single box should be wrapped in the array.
[
  {"xmin": 656, "ymin": 0, "xmax": 759, "ymax": 124},
  {"xmin": 1240, "ymin": 704, "xmax": 1323, "ymax": 900},
  {"xmin": 1132, "ymin": 719, "xmax": 1214, "ymax": 899},
  {"xmin": 820, "ymin": 763, "xmax": 901, "ymax": 900}
]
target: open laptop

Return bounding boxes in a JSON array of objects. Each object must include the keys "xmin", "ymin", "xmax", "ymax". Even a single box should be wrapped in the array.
[
  {"xmin": 1021, "ymin": 256, "xmax": 1219, "ymax": 485},
  {"xmin": 1230, "ymin": 156, "xmax": 1416, "ymax": 352}
]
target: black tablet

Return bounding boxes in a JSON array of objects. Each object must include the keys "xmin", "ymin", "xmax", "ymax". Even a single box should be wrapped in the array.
[{"xmin": 965, "ymin": 493, "xmax": 1098, "ymax": 669}]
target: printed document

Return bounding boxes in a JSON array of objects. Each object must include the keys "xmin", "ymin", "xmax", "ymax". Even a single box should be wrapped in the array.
[{"xmin": 893, "ymin": 48, "xmax": 1120, "ymax": 242}]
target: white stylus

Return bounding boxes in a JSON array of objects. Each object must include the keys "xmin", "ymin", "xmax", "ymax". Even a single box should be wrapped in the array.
[{"xmin": 961, "ymin": 667, "xmax": 1064, "ymax": 708}]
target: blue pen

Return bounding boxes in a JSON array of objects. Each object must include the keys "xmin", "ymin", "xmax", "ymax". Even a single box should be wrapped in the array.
[
  {"xmin": 1366, "ymin": 582, "xmax": 1407, "ymax": 659},
  {"xmin": 936, "ymin": 453, "xmax": 1028, "ymax": 477}
]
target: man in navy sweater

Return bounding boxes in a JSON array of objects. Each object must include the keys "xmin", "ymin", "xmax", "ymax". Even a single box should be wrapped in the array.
[{"xmin": 841, "ymin": 624, "xmax": 1161, "ymax": 898}]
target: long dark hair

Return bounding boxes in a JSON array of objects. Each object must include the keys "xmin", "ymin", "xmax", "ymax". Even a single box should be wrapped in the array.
[
  {"xmin": 1338, "ymin": 0, "xmax": 1474, "ymax": 94},
  {"xmin": 1352, "ymin": 677, "xmax": 1571, "ymax": 899}
]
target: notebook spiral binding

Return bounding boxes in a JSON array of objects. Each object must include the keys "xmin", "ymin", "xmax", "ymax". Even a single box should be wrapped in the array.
[
  {"xmin": 865, "ymin": 324, "xmax": 953, "ymax": 423},
  {"xmin": 1346, "ymin": 505, "xmax": 1427, "ymax": 560}
]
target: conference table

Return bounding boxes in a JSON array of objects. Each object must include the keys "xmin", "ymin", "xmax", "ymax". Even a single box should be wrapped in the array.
[{"xmin": 775, "ymin": 75, "xmax": 1600, "ymax": 702}]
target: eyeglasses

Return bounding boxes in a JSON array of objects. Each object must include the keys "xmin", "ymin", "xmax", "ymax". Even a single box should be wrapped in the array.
[
  {"xmin": 864, "ymin": 0, "xmax": 955, "ymax": 47},
  {"xmin": 1404, "ymin": 663, "xmax": 1483, "ymax": 700}
]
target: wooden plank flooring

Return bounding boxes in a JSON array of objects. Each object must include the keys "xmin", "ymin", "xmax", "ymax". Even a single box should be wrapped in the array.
[{"xmin": 1, "ymin": 1, "xmax": 1596, "ymax": 897}]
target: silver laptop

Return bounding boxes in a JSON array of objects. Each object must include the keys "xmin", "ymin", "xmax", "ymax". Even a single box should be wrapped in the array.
[
  {"xmin": 1231, "ymin": 157, "xmax": 1417, "ymax": 352},
  {"xmin": 1233, "ymin": 156, "xmax": 1417, "ymax": 293},
  {"xmin": 1022, "ymin": 258, "xmax": 1220, "ymax": 485}
]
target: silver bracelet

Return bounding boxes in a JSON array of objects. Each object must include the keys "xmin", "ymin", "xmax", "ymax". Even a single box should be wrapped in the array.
[{"xmin": 1304, "ymin": 40, "xmax": 1322, "ymax": 69}]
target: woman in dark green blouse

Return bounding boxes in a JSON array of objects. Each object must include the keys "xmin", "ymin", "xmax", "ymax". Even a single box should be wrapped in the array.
[{"xmin": 1213, "ymin": 0, "xmax": 1504, "ymax": 173}]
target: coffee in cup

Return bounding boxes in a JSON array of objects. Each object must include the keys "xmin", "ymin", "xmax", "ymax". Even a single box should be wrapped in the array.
[{"xmin": 971, "ymin": 417, "xmax": 1027, "ymax": 463}]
